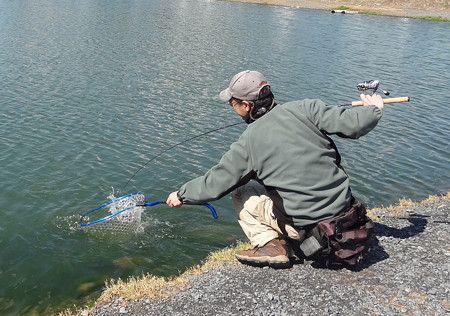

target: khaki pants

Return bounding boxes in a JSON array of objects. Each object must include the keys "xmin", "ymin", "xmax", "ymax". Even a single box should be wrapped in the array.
[{"xmin": 231, "ymin": 181, "xmax": 304, "ymax": 247}]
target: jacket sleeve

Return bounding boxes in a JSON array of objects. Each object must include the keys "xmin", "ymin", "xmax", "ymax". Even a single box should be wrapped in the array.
[
  {"xmin": 177, "ymin": 132, "xmax": 255, "ymax": 203},
  {"xmin": 305, "ymin": 99, "xmax": 383, "ymax": 138}
]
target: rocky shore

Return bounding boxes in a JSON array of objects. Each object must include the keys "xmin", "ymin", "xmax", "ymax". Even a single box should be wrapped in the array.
[
  {"xmin": 76, "ymin": 194, "xmax": 449, "ymax": 316},
  {"xmin": 221, "ymin": 0, "xmax": 450, "ymax": 18}
]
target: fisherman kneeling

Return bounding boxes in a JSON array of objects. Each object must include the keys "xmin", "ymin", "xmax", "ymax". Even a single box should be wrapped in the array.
[{"xmin": 167, "ymin": 70, "xmax": 382, "ymax": 268}]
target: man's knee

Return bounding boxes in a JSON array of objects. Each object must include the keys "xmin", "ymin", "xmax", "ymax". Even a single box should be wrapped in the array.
[{"xmin": 231, "ymin": 181, "xmax": 266, "ymax": 203}]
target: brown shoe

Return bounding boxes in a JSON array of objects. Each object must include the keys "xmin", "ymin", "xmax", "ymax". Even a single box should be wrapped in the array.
[{"xmin": 235, "ymin": 238, "xmax": 291, "ymax": 269}]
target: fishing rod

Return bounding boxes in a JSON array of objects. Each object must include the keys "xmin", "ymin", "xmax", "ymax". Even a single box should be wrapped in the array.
[
  {"xmin": 121, "ymin": 121, "xmax": 245, "ymax": 192},
  {"xmin": 340, "ymin": 80, "xmax": 410, "ymax": 106},
  {"xmin": 345, "ymin": 96, "xmax": 410, "ymax": 107}
]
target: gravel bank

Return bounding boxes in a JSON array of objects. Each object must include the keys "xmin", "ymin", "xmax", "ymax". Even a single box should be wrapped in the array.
[
  {"xmin": 82, "ymin": 195, "xmax": 449, "ymax": 315},
  {"xmin": 220, "ymin": 0, "xmax": 450, "ymax": 18}
]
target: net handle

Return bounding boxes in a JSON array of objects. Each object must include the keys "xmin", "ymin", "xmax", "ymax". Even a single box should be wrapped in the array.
[{"xmin": 139, "ymin": 201, "xmax": 218, "ymax": 219}]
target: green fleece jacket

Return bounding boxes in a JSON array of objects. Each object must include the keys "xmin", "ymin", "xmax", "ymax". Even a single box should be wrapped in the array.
[{"xmin": 178, "ymin": 99, "xmax": 382, "ymax": 226}]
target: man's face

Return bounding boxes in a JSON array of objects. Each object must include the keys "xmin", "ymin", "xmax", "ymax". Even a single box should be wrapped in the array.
[{"xmin": 229, "ymin": 98, "xmax": 251, "ymax": 118}]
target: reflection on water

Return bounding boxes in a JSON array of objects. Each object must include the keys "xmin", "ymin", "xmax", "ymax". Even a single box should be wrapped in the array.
[{"xmin": 0, "ymin": 0, "xmax": 449, "ymax": 314}]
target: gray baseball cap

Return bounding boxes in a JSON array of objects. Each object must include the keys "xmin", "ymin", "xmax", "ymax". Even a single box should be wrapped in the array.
[{"xmin": 219, "ymin": 70, "xmax": 269, "ymax": 102}]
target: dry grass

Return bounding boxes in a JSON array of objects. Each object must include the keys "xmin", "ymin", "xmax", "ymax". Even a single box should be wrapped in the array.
[
  {"xmin": 59, "ymin": 241, "xmax": 252, "ymax": 315},
  {"xmin": 94, "ymin": 244, "xmax": 245, "ymax": 305},
  {"xmin": 367, "ymin": 192, "xmax": 449, "ymax": 219},
  {"xmin": 98, "ymin": 274, "xmax": 186, "ymax": 303},
  {"xmin": 61, "ymin": 193, "xmax": 448, "ymax": 316}
]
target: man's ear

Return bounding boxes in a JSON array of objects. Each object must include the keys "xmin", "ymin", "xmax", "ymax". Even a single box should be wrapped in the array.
[{"xmin": 241, "ymin": 100, "xmax": 253, "ymax": 113}]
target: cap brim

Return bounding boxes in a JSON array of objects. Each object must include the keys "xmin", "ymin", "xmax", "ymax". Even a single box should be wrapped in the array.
[{"xmin": 219, "ymin": 88, "xmax": 232, "ymax": 102}]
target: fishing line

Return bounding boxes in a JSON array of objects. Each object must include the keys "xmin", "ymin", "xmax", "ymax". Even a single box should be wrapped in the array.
[
  {"xmin": 81, "ymin": 80, "xmax": 410, "ymax": 232},
  {"xmin": 121, "ymin": 80, "xmax": 409, "ymax": 191},
  {"xmin": 78, "ymin": 122, "xmax": 242, "ymax": 232},
  {"xmin": 121, "ymin": 121, "xmax": 245, "ymax": 192}
]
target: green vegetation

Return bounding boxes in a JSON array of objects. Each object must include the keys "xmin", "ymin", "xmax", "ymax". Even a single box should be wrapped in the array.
[
  {"xmin": 360, "ymin": 11, "xmax": 449, "ymax": 21},
  {"xmin": 360, "ymin": 10, "xmax": 383, "ymax": 15},
  {"xmin": 330, "ymin": 5, "xmax": 449, "ymax": 21},
  {"xmin": 332, "ymin": 6, "xmax": 350, "ymax": 10},
  {"xmin": 415, "ymin": 15, "xmax": 450, "ymax": 22}
]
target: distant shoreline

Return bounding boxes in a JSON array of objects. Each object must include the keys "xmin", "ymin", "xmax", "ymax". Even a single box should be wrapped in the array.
[{"xmin": 218, "ymin": 0, "xmax": 450, "ymax": 19}]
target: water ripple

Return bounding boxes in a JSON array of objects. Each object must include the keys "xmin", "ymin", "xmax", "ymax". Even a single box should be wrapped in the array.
[{"xmin": 0, "ymin": 1, "xmax": 449, "ymax": 314}]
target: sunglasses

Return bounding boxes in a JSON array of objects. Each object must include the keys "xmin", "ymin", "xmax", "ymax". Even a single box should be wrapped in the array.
[{"xmin": 229, "ymin": 98, "xmax": 242, "ymax": 107}]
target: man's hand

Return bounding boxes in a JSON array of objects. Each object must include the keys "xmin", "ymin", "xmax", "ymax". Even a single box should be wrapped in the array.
[
  {"xmin": 166, "ymin": 191, "xmax": 183, "ymax": 208},
  {"xmin": 360, "ymin": 93, "xmax": 384, "ymax": 111}
]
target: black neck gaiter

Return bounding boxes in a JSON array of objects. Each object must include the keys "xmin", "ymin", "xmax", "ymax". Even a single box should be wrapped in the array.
[{"xmin": 243, "ymin": 101, "xmax": 278, "ymax": 124}]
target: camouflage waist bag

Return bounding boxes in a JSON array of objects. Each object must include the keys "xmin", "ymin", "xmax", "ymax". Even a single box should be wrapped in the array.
[{"xmin": 299, "ymin": 199, "xmax": 374, "ymax": 267}]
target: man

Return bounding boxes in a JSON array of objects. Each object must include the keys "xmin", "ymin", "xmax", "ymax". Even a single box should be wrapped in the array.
[{"xmin": 167, "ymin": 70, "xmax": 383, "ymax": 268}]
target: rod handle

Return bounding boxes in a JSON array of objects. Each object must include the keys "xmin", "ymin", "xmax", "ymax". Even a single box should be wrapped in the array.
[{"xmin": 352, "ymin": 96, "xmax": 410, "ymax": 106}]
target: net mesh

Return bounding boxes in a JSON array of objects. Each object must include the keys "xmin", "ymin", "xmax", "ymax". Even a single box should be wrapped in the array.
[{"xmin": 82, "ymin": 192, "xmax": 146, "ymax": 234}]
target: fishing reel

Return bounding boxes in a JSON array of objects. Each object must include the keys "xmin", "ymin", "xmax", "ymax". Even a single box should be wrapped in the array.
[{"xmin": 357, "ymin": 80, "xmax": 390, "ymax": 96}]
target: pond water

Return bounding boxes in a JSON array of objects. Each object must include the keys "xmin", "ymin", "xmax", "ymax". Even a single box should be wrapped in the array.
[{"xmin": 0, "ymin": 0, "xmax": 448, "ymax": 314}]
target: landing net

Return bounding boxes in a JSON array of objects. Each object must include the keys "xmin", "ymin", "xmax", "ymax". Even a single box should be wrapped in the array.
[{"xmin": 79, "ymin": 192, "xmax": 145, "ymax": 234}]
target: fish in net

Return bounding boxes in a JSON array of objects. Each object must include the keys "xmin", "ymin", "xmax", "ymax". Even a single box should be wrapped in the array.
[
  {"xmin": 79, "ymin": 192, "xmax": 146, "ymax": 234},
  {"xmin": 78, "ymin": 192, "xmax": 217, "ymax": 234}
]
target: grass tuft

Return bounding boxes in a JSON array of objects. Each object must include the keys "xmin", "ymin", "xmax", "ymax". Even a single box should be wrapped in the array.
[
  {"xmin": 360, "ymin": 10, "xmax": 383, "ymax": 15},
  {"xmin": 332, "ymin": 6, "xmax": 350, "ymax": 10},
  {"xmin": 97, "ymin": 274, "xmax": 187, "ymax": 304},
  {"xmin": 89, "ymin": 241, "xmax": 253, "ymax": 308},
  {"xmin": 367, "ymin": 192, "xmax": 449, "ymax": 219}
]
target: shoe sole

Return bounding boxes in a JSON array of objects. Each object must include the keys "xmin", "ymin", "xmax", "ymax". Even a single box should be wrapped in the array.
[{"xmin": 235, "ymin": 254, "xmax": 291, "ymax": 269}]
